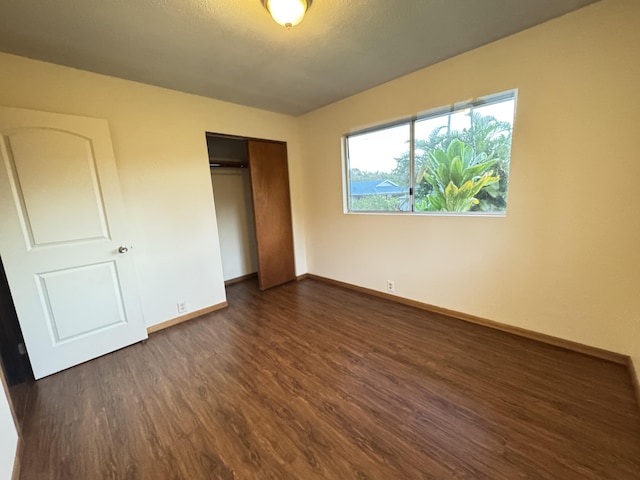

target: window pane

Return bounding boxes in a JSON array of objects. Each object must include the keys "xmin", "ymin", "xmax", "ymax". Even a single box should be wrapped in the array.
[
  {"xmin": 413, "ymin": 96, "xmax": 515, "ymax": 213},
  {"xmin": 347, "ymin": 123, "xmax": 410, "ymax": 212}
]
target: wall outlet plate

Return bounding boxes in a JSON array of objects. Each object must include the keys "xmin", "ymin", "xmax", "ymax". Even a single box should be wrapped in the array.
[
  {"xmin": 177, "ymin": 300, "xmax": 187, "ymax": 314},
  {"xmin": 387, "ymin": 280, "xmax": 395, "ymax": 293}
]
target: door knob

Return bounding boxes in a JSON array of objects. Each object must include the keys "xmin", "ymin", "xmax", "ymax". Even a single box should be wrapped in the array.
[{"xmin": 118, "ymin": 246, "xmax": 129, "ymax": 254}]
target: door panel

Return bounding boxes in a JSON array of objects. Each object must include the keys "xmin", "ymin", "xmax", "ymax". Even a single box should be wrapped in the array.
[
  {"xmin": 0, "ymin": 106, "xmax": 147, "ymax": 379},
  {"xmin": 248, "ymin": 140, "xmax": 295, "ymax": 290},
  {"xmin": 7, "ymin": 130, "xmax": 109, "ymax": 246},
  {"xmin": 37, "ymin": 261, "xmax": 127, "ymax": 342}
]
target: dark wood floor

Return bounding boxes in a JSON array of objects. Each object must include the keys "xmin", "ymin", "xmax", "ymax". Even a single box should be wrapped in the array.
[
  {"xmin": 19, "ymin": 279, "xmax": 640, "ymax": 479},
  {"xmin": 8, "ymin": 379, "xmax": 31, "ymax": 431}
]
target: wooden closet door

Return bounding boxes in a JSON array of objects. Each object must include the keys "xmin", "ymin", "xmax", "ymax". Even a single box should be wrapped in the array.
[{"xmin": 248, "ymin": 140, "xmax": 296, "ymax": 290}]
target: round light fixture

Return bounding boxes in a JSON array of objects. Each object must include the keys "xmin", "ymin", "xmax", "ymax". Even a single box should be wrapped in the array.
[{"xmin": 262, "ymin": 0, "xmax": 312, "ymax": 28}]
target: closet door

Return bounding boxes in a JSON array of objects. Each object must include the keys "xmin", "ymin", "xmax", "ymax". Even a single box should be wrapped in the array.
[{"xmin": 248, "ymin": 140, "xmax": 295, "ymax": 290}]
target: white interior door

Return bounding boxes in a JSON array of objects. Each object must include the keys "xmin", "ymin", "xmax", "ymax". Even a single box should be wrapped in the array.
[{"xmin": 0, "ymin": 106, "xmax": 147, "ymax": 379}]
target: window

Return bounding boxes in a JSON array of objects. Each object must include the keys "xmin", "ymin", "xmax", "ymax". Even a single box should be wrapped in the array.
[{"xmin": 345, "ymin": 91, "xmax": 517, "ymax": 214}]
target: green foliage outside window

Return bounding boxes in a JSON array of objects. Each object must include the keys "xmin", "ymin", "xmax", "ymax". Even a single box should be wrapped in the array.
[
  {"xmin": 415, "ymin": 139, "xmax": 500, "ymax": 212},
  {"xmin": 391, "ymin": 111, "xmax": 513, "ymax": 212}
]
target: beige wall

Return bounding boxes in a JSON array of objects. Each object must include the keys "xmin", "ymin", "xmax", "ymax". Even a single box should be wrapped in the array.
[
  {"xmin": 300, "ymin": 0, "xmax": 640, "ymax": 364},
  {"xmin": 0, "ymin": 51, "xmax": 307, "ymax": 328}
]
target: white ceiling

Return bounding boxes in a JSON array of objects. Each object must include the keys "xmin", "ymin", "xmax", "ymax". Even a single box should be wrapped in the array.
[{"xmin": 0, "ymin": 0, "xmax": 599, "ymax": 116}]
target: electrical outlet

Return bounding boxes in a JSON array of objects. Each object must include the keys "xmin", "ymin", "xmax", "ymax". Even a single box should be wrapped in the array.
[
  {"xmin": 387, "ymin": 280, "xmax": 395, "ymax": 293},
  {"xmin": 177, "ymin": 300, "xmax": 187, "ymax": 314}
]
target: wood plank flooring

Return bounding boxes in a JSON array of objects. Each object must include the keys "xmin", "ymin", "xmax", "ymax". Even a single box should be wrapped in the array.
[
  {"xmin": 8, "ymin": 379, "xmax": 31, "ymax": 431},
  {"xmin": 19, "ymin": 279, "xmax": 640, "ymax": 479}
]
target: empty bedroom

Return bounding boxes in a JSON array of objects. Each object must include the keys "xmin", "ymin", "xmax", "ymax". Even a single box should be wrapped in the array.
[{"xmin": 0, "ymin": 0, "xmax": 639, "ymax": 478}]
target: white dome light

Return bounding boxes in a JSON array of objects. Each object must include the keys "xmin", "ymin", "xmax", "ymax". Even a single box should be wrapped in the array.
[{"xmin": 263, "ymin": 0, "xmax": 311, "ymax": 28}]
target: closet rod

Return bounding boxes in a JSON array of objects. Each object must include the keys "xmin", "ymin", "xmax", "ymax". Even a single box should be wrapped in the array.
[{"xmin": 209, "ymin": 161, "xmax": 248, "ymax": 169}]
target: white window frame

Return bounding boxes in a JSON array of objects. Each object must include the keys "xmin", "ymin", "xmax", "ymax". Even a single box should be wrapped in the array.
[{"xmin": 343, "ymin": 89, "xmax": 517, "ymax": 216}]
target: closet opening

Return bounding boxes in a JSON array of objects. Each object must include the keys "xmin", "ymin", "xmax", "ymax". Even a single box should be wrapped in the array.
[
  {"xmin": 206, "ymin": 133, "xmax": 296, "ymax": 291},
  {"xmin": 208, "ymin": 134, "xmax": 258, "ymax": 286}
]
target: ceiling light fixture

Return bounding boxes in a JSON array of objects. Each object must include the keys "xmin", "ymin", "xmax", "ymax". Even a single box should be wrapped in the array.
[{"xmin": 262, "ymin": 0, "xmax": 312, "ymax": 29}]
